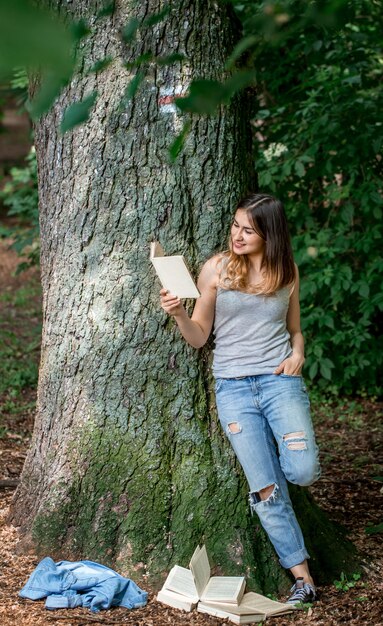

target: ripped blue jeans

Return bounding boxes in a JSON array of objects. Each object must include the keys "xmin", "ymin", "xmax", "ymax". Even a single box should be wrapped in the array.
[{"xmin": 215, "ymin": 374, "xmax": 321, "ymax": 570}]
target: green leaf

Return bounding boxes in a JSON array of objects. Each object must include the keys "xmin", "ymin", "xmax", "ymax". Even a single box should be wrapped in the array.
[
  {"xmin": 125, "ymin": 52, "xmax": 154, "ymax": 69},
  {"xmin": 294, "ymin": 160, "xmax": 306, "ymax": 177},
  {"xmin": 89, "ymin": 57, "xmax": 113, "ymax": 74},
  {"xmin": 143, "ymin": 6, "xmax": 171, "ymax": 27},
  {"xmin": 365, "ymin": 522, "xmax": 383, "ymax": 535},
  {"xmin": 27, "ymin": 72, "xmax": 69, "ymax": 120},
  {"xmin": 0, "ymin": 0, "xmax": 74, "ymax": 79},
  {"xmin": 176, "ymin": 79, "xmax": 227, "ymax": 115},
  {"xmin": 168, "ymin": 121, "xmax": 191, "ymax": 162},
  {"xmin": 176, "ymin": 71, "xmax": 256, "ymax": 115},
  {"xmin": 156, "ymin": 53, "xmax": 185, "ymax": 66},
  {"xmin": 60, "ymin": 92, "xmax": 98, "ymax": 133},
  {"xmin": 96, "ymin": 2, "xmax": 115, "ymax": 18},
  {"xmin": 225, "ymin": 35, "xmax": 258, "ymax": 69},
  {"xmin": 358, "ymin": 282, "xmax": 370, "ymax": 298},
  {"xmin": 224, "ymin": 70, "xmax": 256, "ymax": 96},
  {"xmin": 122, "ymin": 17, "xmax": 140, "ymax": 43},
  {"xmin": 122, "ymin": 72, "xmax": 145, "ymax": 103},
  {"xmin": 320, "ymin": 360, "xmax": 333, "ymax": 380},
  {"xmin": 309, "ymin": 361, "xmax": 318, "ymax": 379},
  {"xmin": 71, "ymin": 19, "xmax": 91, "ymax": 41}
]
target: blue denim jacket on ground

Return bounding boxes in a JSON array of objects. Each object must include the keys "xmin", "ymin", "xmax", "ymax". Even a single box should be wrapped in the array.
[{"xmin": 19, "ymin": 557, "xmax": 148, "ymax": 613}]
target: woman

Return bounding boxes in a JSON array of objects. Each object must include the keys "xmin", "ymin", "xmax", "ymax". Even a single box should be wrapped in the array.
[{"xmin": 160, "ymin": 193, "xmax": 321, "ymax": 604}]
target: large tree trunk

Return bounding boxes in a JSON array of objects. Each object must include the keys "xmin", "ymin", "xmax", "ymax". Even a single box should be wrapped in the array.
[{"xmin": 11, "ymin": 0, "xmax": 356, "ymax": 592}]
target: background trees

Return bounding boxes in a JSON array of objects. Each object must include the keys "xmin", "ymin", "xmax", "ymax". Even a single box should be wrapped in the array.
[{"xmin": 238, "ymin": 0, "xmax": 383, "ymax": 394}]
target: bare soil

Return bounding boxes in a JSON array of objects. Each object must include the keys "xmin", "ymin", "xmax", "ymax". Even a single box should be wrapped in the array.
[{"xmin": 0, "ymin": 238, "xmax": 382, "ymax": 626}]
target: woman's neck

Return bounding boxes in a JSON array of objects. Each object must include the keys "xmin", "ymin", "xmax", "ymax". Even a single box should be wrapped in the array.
[{"xmin": 246, "ymin": 253, "xmax": 265, "ymax": 278}]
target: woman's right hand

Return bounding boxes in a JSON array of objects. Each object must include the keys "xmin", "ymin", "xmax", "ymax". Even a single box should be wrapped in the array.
[{"xmin": 160, "ymin": 288, "xmax": 185, "ymax": 318}]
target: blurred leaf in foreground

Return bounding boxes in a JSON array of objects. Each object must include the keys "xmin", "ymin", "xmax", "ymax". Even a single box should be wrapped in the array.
[
  {"xmin": 60, "ymin": 92, "xmax": 98, "ymax": 134},
  {"xmin": 0, "ymin": 0, "xmax": 74, "ymax": 79}
]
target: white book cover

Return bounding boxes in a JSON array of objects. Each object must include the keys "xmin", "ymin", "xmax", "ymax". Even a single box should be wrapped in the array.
[
  {"xmin": 150, "ymin": 241, "xmax": 200, "ymax": 299},
  {"xmin": 156, "ymin": 588, "xmax": 197, "ymax": 612},
  {"xmin": 197, "ymin": 603, "xmax": 264, "ymax": 624}
]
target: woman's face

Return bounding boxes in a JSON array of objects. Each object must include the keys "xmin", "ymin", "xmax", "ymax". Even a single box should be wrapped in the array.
[{"xmin": 231, "ymin": 209, "xmax": 266, "ymax": 256}]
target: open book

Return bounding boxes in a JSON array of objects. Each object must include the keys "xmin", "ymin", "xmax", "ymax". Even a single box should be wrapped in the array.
[
  {"xmin": 150, "ymin": 241, "xmax": 200, "ymax": 299},
  {"xmin": 198, "ymin": 591, "xmax": 295, "ymax": 624},
  {"xmin": 156, "ymin": 545, "xmax": 245, "ymax": 611}
]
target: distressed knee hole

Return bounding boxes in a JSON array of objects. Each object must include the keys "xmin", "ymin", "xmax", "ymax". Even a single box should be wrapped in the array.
[
  {"xmin": 249, "ymin": 483, "xmax": 279, "ymax": 511},
  {"xmin": 283, "ymin": 431, "xmax": 307, "ymax": 450},
  {"xmin": 227, "ymin": 422, "xmax": 242, "ymax": 434},
  {"xmin": 259, "ymin": 483, "xmax": 276, "ymax": 500}
]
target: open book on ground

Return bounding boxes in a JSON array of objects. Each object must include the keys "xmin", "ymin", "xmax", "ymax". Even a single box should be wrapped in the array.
[
  {"xmin": 150, "ymin": 241, "xmax": 200, "ymax": 299},
  {"xmin": 197, "ymin": 591, "xmax": 295, "ymax": 624},
  {"xmin": 156, "ymin": 545, "xmax": 245, "ymax": 611}
]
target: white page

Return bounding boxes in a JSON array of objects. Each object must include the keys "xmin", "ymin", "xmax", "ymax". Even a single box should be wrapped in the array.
[
  {"xmin": 164, "ymin": 565, "xmax": 199, "ymax": 602},
  {"xmin": 240, "ymin": 591, "xmax": 294, "ymax": 615},
  {"xmin": 197, "ymin": 603, "xmax": 264, "ymax": 624},
  {"xmin": 201, "ymin": 575, "xmax": 245, "ymax": 603},
  {"xmin": 189, "ymin": 545, "xmax": 211, "ymax": 598}
]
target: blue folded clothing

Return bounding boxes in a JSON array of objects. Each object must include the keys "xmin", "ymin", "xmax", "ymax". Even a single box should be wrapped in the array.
[{"xmin": 19, "ymin": 557, "xmax": 148, "ymax": 613}]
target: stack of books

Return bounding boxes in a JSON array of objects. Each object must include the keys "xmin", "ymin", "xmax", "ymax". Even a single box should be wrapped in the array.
[{"xmin": 156, "ymin": 545, "xmax": 295, "ymax": 624}]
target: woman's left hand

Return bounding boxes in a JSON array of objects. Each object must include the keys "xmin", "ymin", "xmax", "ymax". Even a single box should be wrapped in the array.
[{"xmin": 274, "ymin": 353, "xmax": 305, "ymax": 376}]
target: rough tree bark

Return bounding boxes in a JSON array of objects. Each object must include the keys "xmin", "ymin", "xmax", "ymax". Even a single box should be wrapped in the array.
[{"xmin": 11, "ymin": 0, "xmax": 356, "ymax": 592}]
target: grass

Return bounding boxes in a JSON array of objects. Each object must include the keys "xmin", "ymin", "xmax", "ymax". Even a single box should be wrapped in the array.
[{"xmin": 0, "ymin": 279, "xmax": 41, "ymax": 429}]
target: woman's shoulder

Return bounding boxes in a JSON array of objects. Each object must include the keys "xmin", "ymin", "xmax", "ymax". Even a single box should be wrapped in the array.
[
  {"xmin": 198, "ymin": 252, "xmax": 228, "ymax": 288},
  {"xmin": 209, "ymin": 251, "xmax": 228, "ymax": 266}
]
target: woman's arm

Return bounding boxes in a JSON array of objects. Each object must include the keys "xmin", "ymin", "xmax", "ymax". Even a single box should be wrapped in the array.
[
  {"xmin": 160, "ymin": 256, "xmax": 219, "ymax": 349},
  {"xmin": 274, "ymin": 264, "xmax": 306, "ymax": 375}
]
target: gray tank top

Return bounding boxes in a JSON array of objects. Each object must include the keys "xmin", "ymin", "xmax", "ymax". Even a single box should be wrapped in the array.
[{"xmin": 213, "ymin": 286, "xmax": 293, "ymax": 378}]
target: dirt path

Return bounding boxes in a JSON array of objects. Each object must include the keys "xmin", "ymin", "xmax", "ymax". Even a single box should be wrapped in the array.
[{"xmin": 0, "ymin": 238, "xmax": 382, "ymax": 626}]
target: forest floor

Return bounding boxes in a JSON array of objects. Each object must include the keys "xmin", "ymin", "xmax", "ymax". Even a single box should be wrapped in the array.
[{"xmin": 0, "ymin": 235, "xmax": 382, "ymax": 626}]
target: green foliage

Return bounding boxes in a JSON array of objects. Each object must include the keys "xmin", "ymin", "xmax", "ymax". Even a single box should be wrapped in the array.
[
  {"xmin": 365, "ymin": 522, "xmax": 383, "ymax": 535},
  {"xmin": 0, "ymin": 0, "xmax": 74, "ymax": 79},
  {"xmin": 176, "ymin": 71, "xmax": 256, "ymax": 115},
  {"xmin": 0, "ymin": 282, "xmax": 41, "ymax": 424},
  {"xmin": 169, "ymin": 121, "xmax": 191, "ymax": 162},
  {"xmin": 96, "ymin": 2, "xmax": 116, "ymax": 20},
  {"xmin": 9, "ymin": 66, "xmax": 28, "ymax": 91},
  {"xmin": 234, "ymin": 0, "xmax": 383, "ymax": 395},
  {"xmin": 333, "ymin": 572, "xmax": 361, "ymax": 592},
  {"xmin": 121, "ymin": 72, "xmax": 145, "ymax": 104},
  {"xmin": 0, "ymin": 0, "xmax": 75, "ymax": 119},
  {"xmin": 60, "ymin": 91, "xmax": 98, "ymax": 133},
  {"xmin": 88, "ymin": 57, "xmax": 113, "ymax": 75},
  {"xmin": 0, "ymin": 146, "xmax": 39, "ymax": 271}
]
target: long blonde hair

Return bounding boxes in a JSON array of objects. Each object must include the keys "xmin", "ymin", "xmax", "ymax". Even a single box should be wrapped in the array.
[{"xmin": 220, "ymin": 194, "xmax": 296, "ymax": 295}]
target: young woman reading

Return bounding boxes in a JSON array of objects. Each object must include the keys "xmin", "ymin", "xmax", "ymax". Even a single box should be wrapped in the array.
[{"xmin": 160, "ymin": 193, "xmax": 321, "ymax": 604}]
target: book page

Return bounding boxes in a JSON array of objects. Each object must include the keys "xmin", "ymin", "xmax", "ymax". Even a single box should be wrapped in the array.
[
  {"xmin": 189, "ymin": 545, "xmax": 211, "ymax": 598},
  {"xmin": 164, "ymin": 565, "xmax": 199, "ymax": 602},
  {"xmin": 201, "ymin": 575, "xmax": 245, "ymax": 604},
  {"xmin": 201, "ymin": 591, "xmax": 293, "ymax": 616},
  {"xmin": 240, "ymin": 592, "xmax": 294, "ymax": 615},
  {"xmin": 197, "ymin": 603, "xmax": 264, "ymax": 624}
]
